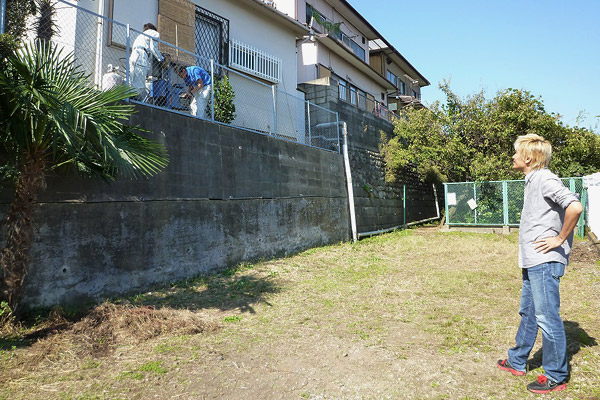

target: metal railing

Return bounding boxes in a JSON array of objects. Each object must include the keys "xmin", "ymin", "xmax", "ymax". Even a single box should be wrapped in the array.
[
  {"xmin": 30, "ymin": 0, "xmax": 340, "ymax": 153},
  {"xmin": 443, "ymin": 178, "xmax": 587, "ymax": 237},
  {"xmin": 338, "ymin": 83, "xmax": 397, "ymax": 123}
]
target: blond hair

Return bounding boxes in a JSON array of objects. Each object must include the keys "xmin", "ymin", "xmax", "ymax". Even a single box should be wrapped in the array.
[{"xmin": 513, "ymin": 134, "xmax": 552, "ymax": 170}]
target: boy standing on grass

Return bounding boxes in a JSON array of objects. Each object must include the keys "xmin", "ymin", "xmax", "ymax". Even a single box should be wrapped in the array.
[{"xmin": 497, "ymin": 134, "xmax": 583, "ymax": 394}]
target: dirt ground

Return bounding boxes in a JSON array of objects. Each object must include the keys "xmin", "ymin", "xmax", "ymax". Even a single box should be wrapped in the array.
[{"xmin": 1, "ymin": 227, "xmax": 599, "ymax": 400}]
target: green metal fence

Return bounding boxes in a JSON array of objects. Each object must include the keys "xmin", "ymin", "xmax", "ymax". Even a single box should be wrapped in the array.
[{"xmin": 443, "ymin": 178, "xmax": 587, "ymax": 237}]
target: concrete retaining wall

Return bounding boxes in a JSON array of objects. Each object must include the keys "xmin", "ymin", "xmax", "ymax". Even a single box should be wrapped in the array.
[{"xmin": 0, "ymin": 105, "xmax": 350, "ymax": 308}]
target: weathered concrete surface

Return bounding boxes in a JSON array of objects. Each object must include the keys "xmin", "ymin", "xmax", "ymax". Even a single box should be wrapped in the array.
[{"xmin": 0, "ymin": 105, "xmax": 350, "ymax": 308}]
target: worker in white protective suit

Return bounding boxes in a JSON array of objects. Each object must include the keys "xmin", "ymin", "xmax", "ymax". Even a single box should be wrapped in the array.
[{"xmin": 128, "ymin": 23, "xmax": 165, "ymax": 100}]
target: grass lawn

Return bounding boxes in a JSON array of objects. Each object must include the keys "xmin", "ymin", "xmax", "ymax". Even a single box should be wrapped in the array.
[{"xmin": 1, "ymin": 227, "xmax": 599, "ymax": 399}]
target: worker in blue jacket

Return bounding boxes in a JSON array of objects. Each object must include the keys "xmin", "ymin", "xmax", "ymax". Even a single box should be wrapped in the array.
[{"xmin": 176, "ymin": 65, "xmax": 212, "ymax": 118}]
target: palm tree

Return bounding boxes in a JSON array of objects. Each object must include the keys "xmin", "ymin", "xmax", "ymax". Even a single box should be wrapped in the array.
[{"xmin": 0, "ymin": 41, "xmax": 169, "ymax": 316}]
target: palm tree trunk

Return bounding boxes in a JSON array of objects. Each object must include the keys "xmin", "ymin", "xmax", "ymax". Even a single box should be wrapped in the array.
[{"xmin": 0, "ymin": 151, "xmax": 46, "ymax": 315}]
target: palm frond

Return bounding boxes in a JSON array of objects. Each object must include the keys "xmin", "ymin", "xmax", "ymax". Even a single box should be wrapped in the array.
[{"xmin": 0, "ymin": 40, "xmax": 168, "ymax": 180}]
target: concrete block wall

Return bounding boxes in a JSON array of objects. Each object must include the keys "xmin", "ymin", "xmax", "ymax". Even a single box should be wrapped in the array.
[{"xmin": 0, "ymin": 105, "xmax": 350, "ymax": 308}]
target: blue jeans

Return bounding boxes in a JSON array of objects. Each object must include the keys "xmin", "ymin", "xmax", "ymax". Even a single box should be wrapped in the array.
[{"xmin": 507, "ymin": 262, "xmax": 568, "ymax": 383}]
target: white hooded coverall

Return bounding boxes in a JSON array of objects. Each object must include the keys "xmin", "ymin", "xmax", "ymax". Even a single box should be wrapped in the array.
[{"xmin": 128, "ymin": 28, "xmax": 164, "ymax": 98}]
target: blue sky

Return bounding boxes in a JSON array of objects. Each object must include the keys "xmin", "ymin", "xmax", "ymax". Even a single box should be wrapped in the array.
[{"xmin": 349, "ymin": 0, "xmax": 600, "ymax": 132}]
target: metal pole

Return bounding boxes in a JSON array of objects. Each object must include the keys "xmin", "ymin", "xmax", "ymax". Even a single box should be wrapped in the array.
[
  {"xmin": 306, "ymin": 100, "xmax": 311, "ymax": 146},
  {"xmin": 125, "ymin": 24, "xmax": 130, "ymax": 87},
  {"xmin": 579, "ymin": 185, "xmax": 587, "ymax": 237},
  {"xmin": 502, "ymin": 181, "xmax": 509, "ymax": 226},
  {"xmin": 335, "ymin": 112, "xmax": 340, "ymax": 153},
  {"xmin": 271, "ymin": 85, "xmax": 277, "ymax": 135},
  {"xmin": 433, "ymin": 184, "xmax": 440, "ymax": 219},
  {"xmin": 473, "ymin": 183, "xmax": 478, "ymax": 225},
  {"xmin": 403, "ymin": 184, "xmax": 406, "ymax": 227},
  {"xmin": 444, "ymin": 183, "xmax": 449, "ymax": 224},
  {"xmin": 0, "ymin": 0, "xmax": 6, "ymax": 34},
  {"xmin": 94, "ymin": 0, "xmax": 106, "ymax": 89},
  {"xmin": 210, "ymin": 59, "xmax": 215, "ymax": 121}
]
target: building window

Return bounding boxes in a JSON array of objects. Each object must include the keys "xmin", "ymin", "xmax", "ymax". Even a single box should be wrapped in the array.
[
  {"xmin": 306, "ymin": 4, "xmax": 328, "ymax": 32},
  {"xmin": 386, "ymin": 70, "xmax": 397, "ymax": 86},
  {"xmin": 399, "ymin": 80, "xmax": 406, "ymax": 95},
  {"xmin": 334, "ymin": 31, "xmax": 365, "ymax": 61},
  {"xmin": 412, "ymin": 89, "xmax": 418, "ymax": 98},
  {"xmin": 229, "ymin": 39, "xmax": 281, "ymax": 83},
  {"xmin": 195, "ymin": 6, "xmax": 229, "ymax": 71},
  {"xmin": 350, "ymin": 86, "xmax": 357, "ymax": 105},
  {"xmin": 339, "ymin": 79, "xmax": 348, "ymax": 101},
  {"xmin": 357, "ymin": 89, "xmax": 366, "ymax": 109},
  {"xmin": 350, "ymin": 40, "xmax": 365, "ymax": 61}
]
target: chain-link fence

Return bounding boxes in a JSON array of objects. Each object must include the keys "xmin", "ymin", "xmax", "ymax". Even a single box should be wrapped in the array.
[
  {"xmin": 26, "ymin": 0, "xmax": 340, "ymax": 153},
  {"xmin": 444, "ymin": 178, "xmax": 587, "ymax": 237}
]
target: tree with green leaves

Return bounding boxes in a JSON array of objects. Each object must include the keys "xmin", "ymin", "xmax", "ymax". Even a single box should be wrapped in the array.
[
  {"xmin": 381, "ymin": 82, "xmax": 600, "ymax": 184},
  {"xmin": 0, "ymin": 41, "xmax": 169, "ymax": 316}
]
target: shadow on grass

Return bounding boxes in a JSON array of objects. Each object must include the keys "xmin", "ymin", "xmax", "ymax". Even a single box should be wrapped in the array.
[
  {"xmin": 127, "ymin": 269, "xmax": 280, "ymax": 313},
  {"xmin": 528, "ymin": 320, "xmax": 597, "ymax": 375},
  {"xmin": 0, "ymin": 263, "xmax": 281, "ymax": 350}
]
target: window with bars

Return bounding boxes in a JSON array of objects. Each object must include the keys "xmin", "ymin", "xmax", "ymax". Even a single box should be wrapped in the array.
[
  {"xmin": 229, "ymin": 39, "xmax": 282, "ymax": 83},
  {"xmin": 194, "ymin": 6, "xmax": 229, "ymax": 72}
]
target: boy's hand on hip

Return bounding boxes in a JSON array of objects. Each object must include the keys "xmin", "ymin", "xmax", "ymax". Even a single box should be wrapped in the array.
[{"xmin": 534, "ymin": 236, "xmax": 564, "ymax": 253}]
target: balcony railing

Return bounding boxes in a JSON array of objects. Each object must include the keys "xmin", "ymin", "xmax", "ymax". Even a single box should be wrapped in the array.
[{"xmin": 229, "ymin": 38, "xmax": 282, "ymax": 83}]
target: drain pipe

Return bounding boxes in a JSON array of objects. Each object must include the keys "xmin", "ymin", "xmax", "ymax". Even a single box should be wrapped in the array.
[
  {"xmin": 315, "ymin": 121, "xmax": 358, "ymax": 242},
  {"xmin": 94, "ymin": 0, "xmax": 106, "ymax": 88},
  {"xmin": 341, "ymin": 121, "xmax": 358, "ymax": 242}
]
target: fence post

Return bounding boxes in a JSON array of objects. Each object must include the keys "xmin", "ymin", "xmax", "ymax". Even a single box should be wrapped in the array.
[
  {"xmin": 210, "ymin": 59, "xmax": 215, "ymax": 121},
  {"xmin": 473, "ymin": 183, "xmax": 478, "ymax": 225},
  {"xmin": 444, "ymin": 183, "xmax": 449, "ymax": 225},
  {"xmin": 335, "ymin": 112, "xmax": 340, "ymax": 153},
  {"xmin": 579, "ymin": 186, "xmax": 587, "ymax": 237},
  {"xmin": 271, "ymin": 85, "xmax": 277, "ymax": 135},
  {"xmin": 306, "ymin": 100, "xmax": 311, "ymax": 146},
  {"xmin": 403, "ymin": 184, "xmax": 406, "ymax": 227},
  {"xmin": 94, "ymin": 5, "xmax": 105, "ymax": 89},
  {"xmin": 502, "ymin": 181, "xmax": 509, "ymax": 226},
  {"xmin": 125, "ymin": 24, "xmax": 130, "ymax": 88},
  {"xmin": 0, "ymin": 0, "xmax": 6, "ymax": 34},
  {"xmin": 433, "ymin": 184, "xmax": 440, "ymax": 219},
  {"xmin": 569, "ymin": 178, "xmax": 582, "ymax": 237}
]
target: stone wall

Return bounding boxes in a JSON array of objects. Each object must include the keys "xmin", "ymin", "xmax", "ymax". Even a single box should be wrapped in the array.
[{"xmin": 0, "ymin": 105, "xmax": 350, "ymax": 308}]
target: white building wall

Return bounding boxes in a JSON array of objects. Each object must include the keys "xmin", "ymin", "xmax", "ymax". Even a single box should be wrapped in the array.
[
  {"xmin": 192, "ymin": 0, "xmax": 305, "ymax": 141},
  {"xmin": 272, "ymin": 0, "xmax": 297, "ymax": 18},
  {"xmin": 324, "ymin": 51, "xmax": 384, "ymax": 98},
  {"xmin": 47, "ymin": 0, "xmax": 310, "ymax": 142},
  {"xmin": 194, "ymin": 0, "xmax": 298, "ymax": 96}
]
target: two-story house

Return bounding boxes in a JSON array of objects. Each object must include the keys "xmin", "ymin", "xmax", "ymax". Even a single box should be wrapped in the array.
[
  {"xmin": 263, "ymin": 0, "xmax": 429, "ymax": 117},
  {"xmin": 47, "ymin": 0, "xmax": 313, "ymax": 142},
  {"xmin": 263, "ymin": 0, "xmax": 433, "ymax": 234}
]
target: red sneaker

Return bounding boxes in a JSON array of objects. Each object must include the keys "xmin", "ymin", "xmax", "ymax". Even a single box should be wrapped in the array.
[
  {"xmin": 527, "ymin": 375, "xmax": 567, "ymax": 393},
  {"xmin": 497, "ymin": 359, "xmax": 525, "ymax": 376}
]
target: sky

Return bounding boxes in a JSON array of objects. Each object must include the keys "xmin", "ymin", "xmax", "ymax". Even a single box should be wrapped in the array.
[{"xmin": 349, "ymin": 0, "xmax": 600, "ymax": 132}]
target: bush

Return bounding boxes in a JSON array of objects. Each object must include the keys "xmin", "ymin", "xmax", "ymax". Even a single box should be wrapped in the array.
[{"xmin": 209, "ymin": 75, "xmax": 236, "ymax": 124}]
